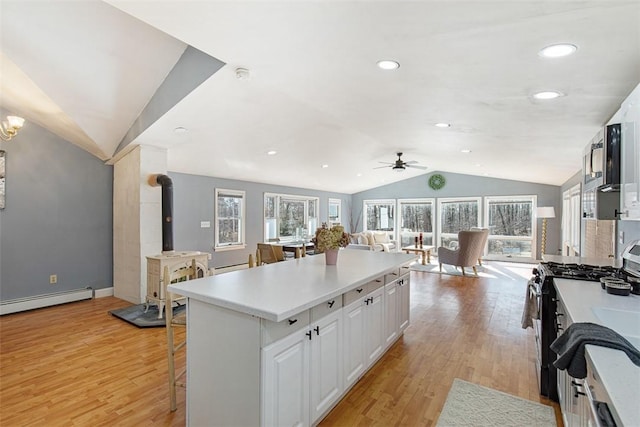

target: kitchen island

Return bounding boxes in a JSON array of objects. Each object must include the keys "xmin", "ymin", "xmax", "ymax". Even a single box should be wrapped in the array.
[
  {"xmin": 169, "ymin": 249, "xmax": 416, "ymax": 426},
  {"xmin": 554, "ymin": 278, "xmax": 640, "ymax": 426}
]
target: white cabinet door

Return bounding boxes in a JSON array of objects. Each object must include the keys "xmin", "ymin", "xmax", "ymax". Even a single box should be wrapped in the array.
[
  {"xmin": 384, "ymin": 282, "xmax": 398, "ymax": 348},
  {"xmin": 310, "ymin": 310, "xmax": 343, "ymax": 423},
  {"xmin": 621, "ymin": 85, "xmax": 640, "ymax": 220},
  {"xmin": 343, "ymin": 299, "xmax": 365, "ymax": 390},
  {"xmin": 364, "ymin": 286, "xmax": 385, "ymax": 368},
  {"xmin": 262, "ymin": 329, "xmax": 310, "ymax": 427},
  {"xmin": 398, "ymin": 276, "xmax": 410, "ymax": 332}
]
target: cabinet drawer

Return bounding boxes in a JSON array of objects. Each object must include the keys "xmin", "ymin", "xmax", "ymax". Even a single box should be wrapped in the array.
[
  {"xmin": 261, "ymin": 310, "xmax": 310, "ymax": 346},
  {"xmin": 311, "ymin": 297, "xmax": 343, "ymax": 322},
  {"xmin": 343, "ymin": 286, "xmax": 367, "ymax": 306},
  {"xmin": 367, "ymin": 277, "xmax": 385, "ymax": 293},
  {"xmin": 384, "ymin": 269, "xmax": 400, "ymax": 284},
  {"xmin": 399, "ymin": 262, "xmax": 411, "ymax": 277}
]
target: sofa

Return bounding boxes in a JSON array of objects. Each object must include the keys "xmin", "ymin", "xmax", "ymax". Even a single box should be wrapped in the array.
[{"xmin": 348, "ymin": 230, "xmax": 398, "ymax": 252}]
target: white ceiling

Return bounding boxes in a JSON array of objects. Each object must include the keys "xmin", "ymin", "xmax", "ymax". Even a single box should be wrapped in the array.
[{"xmin": 2, "ymin": 1, "xmax": 639, "ymax": 194}]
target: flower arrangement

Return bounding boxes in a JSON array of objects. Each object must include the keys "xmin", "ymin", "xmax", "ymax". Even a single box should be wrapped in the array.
[{"xmin": 312, "ymin": 223, "xmax": 349, "ymax": 253}]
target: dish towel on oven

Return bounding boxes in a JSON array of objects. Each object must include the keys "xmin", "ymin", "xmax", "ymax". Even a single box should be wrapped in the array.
[
  {"xmin": 551, "ymin": 322, "xmax": 640, "ymax": 379},
  {"xmin": 521, "ymin": 279, "xmax": 538, "ymax": 329}
]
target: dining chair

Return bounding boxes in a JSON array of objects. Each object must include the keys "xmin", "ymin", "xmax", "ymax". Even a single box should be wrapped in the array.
[
  {"xmin": 165, "ymin": 259, "xmax": 198, "ymax": 412},
  {"xmin": 257, "ymin": 243, "xmax": 285, "ymax": 264}
]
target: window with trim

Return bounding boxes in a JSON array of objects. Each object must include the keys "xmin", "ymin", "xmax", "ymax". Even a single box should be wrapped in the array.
[
  {"xmin": 437, "ymin": 197, "xmax": 481, "ymax": 248},
  {"xmin": 264, "ymin": 193, "xmax": 319, "ymax": 242},
  {"xmin": 215, "ymin": 188, "xmax": 246, "ymax": 251},
  {"xmin": 484, "ymin": 195, "xmax": 535, "ymax": 259},
  {"xmin": 562, "ymin": 184, "xmax": 581, "ymax": 256},
  {"xmin": 398, "ymin": 199, "xmax": 435, "ymax": 246},
  {"xmin": 328, "ymin": 198, "xmax": 342, "ymax": 225},
  {"xmin": 363, "ymin": 199, "xmax": 396, "ymax": 237}
]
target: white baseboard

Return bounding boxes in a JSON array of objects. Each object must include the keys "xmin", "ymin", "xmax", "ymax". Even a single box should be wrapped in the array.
[
  {"xmin": 214, "ymin": 263, "xmax": 249, "ymax": 274},
  {"xmin": 94, "ymin": 287, "xmax": 114, "ymax": 298}
]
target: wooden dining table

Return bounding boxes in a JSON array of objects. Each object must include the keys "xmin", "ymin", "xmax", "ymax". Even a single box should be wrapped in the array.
[{"xmin": 272, "ymin": 241, "xmax": 315, "ymax": 255}]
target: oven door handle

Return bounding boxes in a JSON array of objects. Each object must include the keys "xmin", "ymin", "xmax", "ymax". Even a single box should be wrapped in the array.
[{"xmin": 528, "ymin": 280, "xmax": 541, "ymax": 298}]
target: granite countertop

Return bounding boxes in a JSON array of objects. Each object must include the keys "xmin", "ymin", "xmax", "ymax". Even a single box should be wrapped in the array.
[
  {"xmin": 168, "ymin": 250, "xmax": 416, "ymax": 322},
  {"xmin": 543, "ymin": 254, "xmax": 621, "ymax": 267},
  {"xmin": 554, "ymin": 278, "xmax": 640, "ymax": 426}
]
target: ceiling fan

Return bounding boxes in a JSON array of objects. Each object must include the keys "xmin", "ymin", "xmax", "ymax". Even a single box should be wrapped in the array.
[{"xmin": 375, "ymin": 152, "xmax": 427, "ymax": 172}]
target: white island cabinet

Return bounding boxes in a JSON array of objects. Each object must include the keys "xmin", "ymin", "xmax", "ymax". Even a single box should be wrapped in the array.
[{"xmin": 169, "ymin": 250, "xmax": 416, "ymax": 427}]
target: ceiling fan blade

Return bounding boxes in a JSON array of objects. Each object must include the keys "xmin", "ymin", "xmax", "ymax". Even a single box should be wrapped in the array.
[
  {"xmin": 378, "ymin": 161, "xmax": 394, "ymax": 165},
  {"xmin": 404, "ymin": 160, "xmax": 418, "ymax": 165},
  {"xmin": 373, "ymin": 165, "xmax": 391, "ymax": 169},
  {"xmin": 405, "ymin": 164, "xmax": 428, "ymax": 170}
]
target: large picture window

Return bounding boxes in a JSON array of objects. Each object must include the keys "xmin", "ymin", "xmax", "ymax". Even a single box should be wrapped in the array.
[
  {"xmin": 484, "ymin": 196, "xmax": 535, "ymax": 259},
  {"xmin": 437, "ymin": 197, "xmax": 481, "ymax": 248},
  {"xmin": 215, "ymin": 188, "xmax": 246, "ymax": 251},
  {"xmin": 363, "ymin": 199, "xmax": 396, "ymax": 236},
  {"xmin": 264, "ymin": 193, "xmax": 319, "ymax": 242},
  {"xmin": 398, "ymin": 199, "xmax": 435, "ymax": 246}
]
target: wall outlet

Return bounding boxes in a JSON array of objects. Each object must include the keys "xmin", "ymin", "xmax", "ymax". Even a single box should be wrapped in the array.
[
  {"xmin": 49, "ymin": 274, "xmax": 57, "ymax": 284},
  {"xmin": 200, "ymin": 221, "xmax": 211, "ymax": 228}
]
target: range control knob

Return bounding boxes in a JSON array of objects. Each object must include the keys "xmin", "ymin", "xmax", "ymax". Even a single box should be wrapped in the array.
[{"xmin": 532, "ymin": 268, "xmax": 539, "ymax": 275}]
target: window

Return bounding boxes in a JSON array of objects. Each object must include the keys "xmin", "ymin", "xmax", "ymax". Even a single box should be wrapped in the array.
[
  {"xmin": 437, "ymin": 197, "xmax": 481, "ymax": 248},
  {"xmin": 484, "ymin": 196, "xmax": 535, "ymax": 259},
  {"xmin": 215, "ymin": 188, "xmax": 246, "ymax": 251},
  {"xmin": 328, "ymin": 198, "xmax": 342, "ymax": 225},
  {"xmin": 363, "ymin": 199, "xmax": 396, "ymax": 237},
  {"xmin": 398, "ymin": 199, "xmax": 435, "ymax": 246},
  {"xmin": 562, "ymin": 184, "xmax": 581, "ymax": 256},
  {"xmin": 264, "ymin": 193, "xmax": 319, "ymax": 242}
]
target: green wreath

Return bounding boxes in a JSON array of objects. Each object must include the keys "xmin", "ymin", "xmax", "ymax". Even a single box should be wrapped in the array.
[{"xmin": 428, "ymin": 174, "xmax": 446, "ymax": 190}]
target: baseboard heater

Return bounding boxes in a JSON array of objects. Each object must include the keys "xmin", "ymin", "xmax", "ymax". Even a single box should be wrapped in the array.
[
  {"xmin": 214, "ymin": 263, "xmax": 249, "ymax": 275},
  {"xmin": 0, "ymin": 288, "xmax": 94, "ymax": 315}
]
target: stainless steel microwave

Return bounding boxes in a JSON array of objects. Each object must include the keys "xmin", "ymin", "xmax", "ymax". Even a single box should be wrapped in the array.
[{"xmin": 583, "ymin": 123, "xmax": 621, "ymax": 191}]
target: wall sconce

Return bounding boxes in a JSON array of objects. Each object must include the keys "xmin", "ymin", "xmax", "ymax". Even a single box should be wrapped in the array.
[
  {"xmin": 0, "ymin": 116, "xmax": 25, "ymax": 141},
  {"xmin": 536, "ymin": 206, "xmax": 556, "ymax": 255}
]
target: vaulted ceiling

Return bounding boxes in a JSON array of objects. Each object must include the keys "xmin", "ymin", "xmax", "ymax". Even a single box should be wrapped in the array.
[{"xmin": 2, "ymin": 1, "xmax": 639, "ymax": 193}]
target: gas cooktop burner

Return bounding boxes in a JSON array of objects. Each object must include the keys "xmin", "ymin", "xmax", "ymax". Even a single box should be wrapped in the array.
[{"xmin": 541, "ymin": 262, "xmax": 620, "ymax": 282}]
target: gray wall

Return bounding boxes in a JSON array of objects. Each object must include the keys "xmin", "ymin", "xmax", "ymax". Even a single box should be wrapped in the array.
[
  {"xmin": 169, "ymin": 172, "xmax": 350, "ymax": 269},
  {"xmin": 0, "ymin": 114, "xmax": 113, "ymax": 300},
  {"xmin": 351, "ymin": 171, "xmax": 562, "ymax": 259}
]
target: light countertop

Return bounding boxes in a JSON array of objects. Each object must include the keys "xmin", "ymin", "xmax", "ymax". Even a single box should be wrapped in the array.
[
  {"xmin": 554, "ymin": 279, "xmax": 640, "ymax": 426},
  {"xmin": 168, "ymin": 250, "xmax": 416, "ymax": 322},
  {"xmin": 543, "ymin": 254, "xmax": 621, "ymax": 267}
]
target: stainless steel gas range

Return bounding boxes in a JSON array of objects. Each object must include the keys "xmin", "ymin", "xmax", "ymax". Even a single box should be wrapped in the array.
[{"xmin": 529, "ymin": 247, "xmax": 640, "ymax": 402}]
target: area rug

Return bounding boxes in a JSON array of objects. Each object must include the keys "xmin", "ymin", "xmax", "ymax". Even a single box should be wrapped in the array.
[
  {"xmin": 410, "ymin": 260, "xmax": 534, "ymax": 281},
  {"xmin": 109, "ymin": 303, "xmax": 185, "ymax": 328},
  {"xmin": 436, "ymin": 379, "xmax": 556, "ymax": 427}
]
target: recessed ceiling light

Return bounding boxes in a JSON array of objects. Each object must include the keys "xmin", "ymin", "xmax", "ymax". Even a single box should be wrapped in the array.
[
  {"xmin": 461, "ymin": 149, "xmax": 471, "ymax": 153},
  {"xmin": 376, "ymin": 60, "xmax": 400, "ymax": 70},
  {"xmin": 321, "ymin": 164, "xmax": 329, "ymax": 169},
  {"xmin": 266, "ymin": 150, "xmax": 277, "ymax": 156},
  {"xmin": 173, "ymin": 126, "xmax": 188, "ymax": 134},
  {"xmin": 434, "ymin": 123, "xmax": 450, "ymax": 128},
  {"xmin": 539, "ymin": 43, "xmax": 578, "ymax": 58},
  {"xmin": 475, "ymin": 163, "xmax": 482, "ymax": 167},
  {"xmin": 533, "ymin": 91, "xmax": 564, "ymax": 100},
  {"xmin": 356, "ymin": 173, "xmax": 362, "ymax": 177}
]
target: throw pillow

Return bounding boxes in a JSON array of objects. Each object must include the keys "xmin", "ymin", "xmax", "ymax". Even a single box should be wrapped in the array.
[
  {"xmin": 357, "ymin": 234, "xmax": 369, "ymax": 245},
  {"xmin": 364, "ymin": 231, "xmax": 376, "ymax": 246},
  {"xmin": 373, "ymin": 232, "xmax": 390, "ymax": 244}
]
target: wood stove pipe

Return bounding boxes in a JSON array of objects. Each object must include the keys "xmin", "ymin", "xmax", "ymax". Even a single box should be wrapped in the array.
[{"xmin": 149, "ymin": 174, "xmax": 174, "ymax": 254}]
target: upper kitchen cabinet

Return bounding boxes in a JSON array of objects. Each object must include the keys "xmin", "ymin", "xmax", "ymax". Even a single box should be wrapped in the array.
[{"xmin": 620, "ymin": 84, "xmax": 640, "ymax": 220}]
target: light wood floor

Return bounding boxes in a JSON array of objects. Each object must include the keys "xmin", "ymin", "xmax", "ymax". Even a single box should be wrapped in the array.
[{"xmin": 0, "ymin": 265, "xmax": 562, "ymax": 426}]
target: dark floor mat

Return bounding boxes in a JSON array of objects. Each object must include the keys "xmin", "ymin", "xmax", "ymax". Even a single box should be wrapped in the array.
[{"xmin": 109, "ymin": 303, "xmax": 185, "ymax": 328}]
